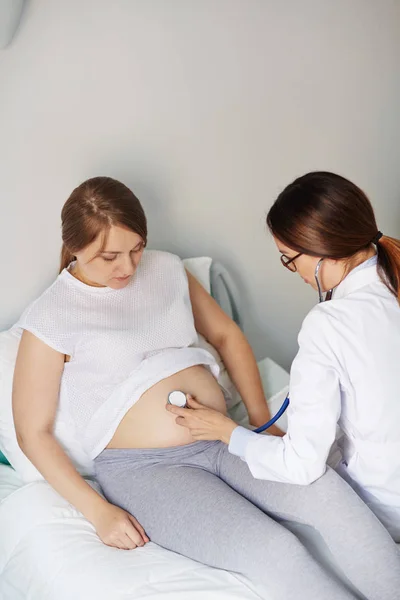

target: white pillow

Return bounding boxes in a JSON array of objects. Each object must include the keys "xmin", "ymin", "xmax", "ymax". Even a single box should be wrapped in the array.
[{"xmin": 182, "ymin": 256, "xmax": 212, "ymax": 293}]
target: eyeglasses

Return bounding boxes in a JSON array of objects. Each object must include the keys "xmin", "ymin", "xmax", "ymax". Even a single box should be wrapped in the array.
[{"xmin": 280, "ymin": 253, "xmax": 302, "ymax": 272}]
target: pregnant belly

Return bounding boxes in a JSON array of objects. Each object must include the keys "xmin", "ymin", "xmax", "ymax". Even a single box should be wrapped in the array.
[{"xmin": 107, "ymin": 365, "xmax": 227, "ymax": 449}]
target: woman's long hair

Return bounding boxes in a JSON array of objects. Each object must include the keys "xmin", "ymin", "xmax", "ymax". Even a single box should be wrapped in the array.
[{"xmin": 60, "ymin": 176, "xmax": 147, "ymax": 272}]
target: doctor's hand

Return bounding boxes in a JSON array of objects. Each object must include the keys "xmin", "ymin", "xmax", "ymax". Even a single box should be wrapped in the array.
[
  {"xmin": 166, "ymin": 395, "xmax": 238, "ymax": 444},
  {"xmin": 92, "ymin": 502, "xmax": 150, "ymax": 550}
]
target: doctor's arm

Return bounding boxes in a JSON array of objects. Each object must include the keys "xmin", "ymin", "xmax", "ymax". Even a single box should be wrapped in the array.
[
  {"xmin": 186, "ymin": 270, "xmax": 284, "ymax": 436},
  {"xmin": 229, "ymin": 311, "xmax": 341, "ymax": 485}
]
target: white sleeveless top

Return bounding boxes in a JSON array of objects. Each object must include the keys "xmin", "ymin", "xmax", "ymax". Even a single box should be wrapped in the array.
[{"xmin": 16, "ymin": 250, "xmax": 219, "ymax": 460}]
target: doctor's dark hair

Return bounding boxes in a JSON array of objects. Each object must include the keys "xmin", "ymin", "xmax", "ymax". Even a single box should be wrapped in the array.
[
  {"xmin": 267, "ymin": 171, "xmax": 400, "ymax": 302},
  {"xmin": 59, "ymin": 176, "xmax": 147, "ymax": 272}
]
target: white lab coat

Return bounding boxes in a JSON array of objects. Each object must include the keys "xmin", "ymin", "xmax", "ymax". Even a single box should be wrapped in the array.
[{"xmin": 229, "ymin": 257, "xmax": 400, "ymax": 541}]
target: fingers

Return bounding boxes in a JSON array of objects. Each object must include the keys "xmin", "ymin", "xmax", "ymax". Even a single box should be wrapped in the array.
[
  {"xmin": 186, "ymin": 395, "xmax": 203, "ymax": 408},
  {"xmin": 165, "ymin": 394, "xmax": 203, "ymax": 415},
  {"xmin": 122, "ymin": 533, "xmax": 138, "ymax": 550},
  {"xmin": 190, "ymin": 429, "xmax": 205, "ymax": 437},
  {"xmin": 165, "ymin": 404, "xmax": 187, "ymax": 416},
  {"xmin": 190, "ymin": 431, "xmax": 205, "ymax": 440},
  {"xmin": 103, "ymin": 536, "xmax": 131, "ymax": 550},
  {"xmin": 125, "ymin": 520, "xmax": 145, "ymax": 547},
  {"xmin": 128, "ymin": 515, "xmax": 150, "ymax": 543}
]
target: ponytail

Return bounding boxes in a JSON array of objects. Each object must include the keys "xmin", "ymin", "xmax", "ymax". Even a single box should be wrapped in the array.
[
  {"xmin": 376, "ymin": 235, "xmax": 400, "ymax": 303},
  {"xmin": 59, "ymin": 243, "xmax": 75, "ymax": 273}
]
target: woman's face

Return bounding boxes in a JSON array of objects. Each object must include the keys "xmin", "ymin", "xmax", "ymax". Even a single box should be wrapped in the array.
[
  {"xmin": 273, "ymin": 237, "xmax": 346, "ymax": 293},
  {"xmin": 74, "ymin": 225, "xmax": 145, "ymax": 289}
]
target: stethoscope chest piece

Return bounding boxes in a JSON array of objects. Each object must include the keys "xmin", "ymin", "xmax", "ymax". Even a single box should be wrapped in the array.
[{"xmin": 167, "ymin": 390, "xmax": 188, "ymax": 408}]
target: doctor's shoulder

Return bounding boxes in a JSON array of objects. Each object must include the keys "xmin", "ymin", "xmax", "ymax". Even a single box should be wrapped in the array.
[
  {"xmin": 297, "ymin": 297, "xmax": 371, "ymax": 376},
  {"xmin": 297, "ymin": 303, "xmax": 344, "ymax": 354}
]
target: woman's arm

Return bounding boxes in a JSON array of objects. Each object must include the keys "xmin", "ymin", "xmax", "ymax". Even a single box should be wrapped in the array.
[
  {"xmin": 13, "ymin": 331, "xmax": 149, "ymax": 549},
  {"xmin": 187, "ymin": 271, "xmax": 283, "ymax": 436}
]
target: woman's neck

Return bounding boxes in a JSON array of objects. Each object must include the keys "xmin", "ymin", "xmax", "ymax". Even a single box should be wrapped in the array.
[{"xmin": 70, "ymin": 264, "xmax": 106, "ymax": 288}]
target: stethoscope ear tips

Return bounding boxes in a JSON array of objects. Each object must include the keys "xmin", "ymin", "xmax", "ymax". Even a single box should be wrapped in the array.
[{"xmin": 167, "ymin": 390, "xmax": 188, "ymax": 408}]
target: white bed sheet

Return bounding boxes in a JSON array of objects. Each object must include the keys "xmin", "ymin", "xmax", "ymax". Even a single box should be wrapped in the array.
[{"xmin": 0, "ymin": 464, "xmax": 264, "ymax": 600}]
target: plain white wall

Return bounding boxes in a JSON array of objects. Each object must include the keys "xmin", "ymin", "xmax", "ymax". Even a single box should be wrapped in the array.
[{"xmin": 1, "ymin": 0, "xmax": 400, "ymax": 369}]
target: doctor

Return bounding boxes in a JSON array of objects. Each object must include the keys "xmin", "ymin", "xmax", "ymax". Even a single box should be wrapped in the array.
[{"xmin": 167, "ymin": 171, "xmax": 400, "ymax": 542}]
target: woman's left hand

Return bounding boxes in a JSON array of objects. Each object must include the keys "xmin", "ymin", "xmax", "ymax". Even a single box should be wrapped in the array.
[{"xmin": 166, "ymin": 395, "xmax": 238, "ymax": 444}]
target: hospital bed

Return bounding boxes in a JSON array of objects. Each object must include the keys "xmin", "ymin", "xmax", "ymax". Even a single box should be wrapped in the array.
[{"xmin": 0, "ymin": 258, "xmax": 365, "ymax": 599}]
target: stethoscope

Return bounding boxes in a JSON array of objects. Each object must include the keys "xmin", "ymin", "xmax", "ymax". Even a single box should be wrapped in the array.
[
  {"xmin": 167, "ymin": 389, "xmax": 289, "ymax": 433},
  {"xmin": 314, "ymin": 257, "xmax": 334, "ymax": 303},
  {"xmin": 168, "ymin": 259, "xmax": 333, "ymax": 434},
  {"xmin": 167, "ymin": 390, "xmax": 189, "ymax": 408}
]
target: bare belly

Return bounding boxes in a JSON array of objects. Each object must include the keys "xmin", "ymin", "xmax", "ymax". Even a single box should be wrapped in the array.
[{"xmin": 107, "ymin": 365, "xmax": 227, "ymax": 449}]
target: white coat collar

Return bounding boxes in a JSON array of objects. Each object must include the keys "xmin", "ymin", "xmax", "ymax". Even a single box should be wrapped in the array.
[{"xmin": 332, "ymin": 256, "xmax": 380, "ymax": 300}]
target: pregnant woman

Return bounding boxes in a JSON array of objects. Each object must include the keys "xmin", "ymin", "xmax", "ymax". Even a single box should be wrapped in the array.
[{"xmin": 12, "ymin": 176, "xmax": 400, "ymax": 600}]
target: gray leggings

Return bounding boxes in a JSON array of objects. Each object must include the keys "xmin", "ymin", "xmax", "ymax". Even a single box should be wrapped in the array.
[{"xmin": 94, "ymin": 441, "xmax": 400, "ymax": 600}]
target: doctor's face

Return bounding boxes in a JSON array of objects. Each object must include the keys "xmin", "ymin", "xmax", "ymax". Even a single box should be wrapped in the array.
[{"xmin": 274, "ymin": 238, "xmax": 346, "ymax": 293}]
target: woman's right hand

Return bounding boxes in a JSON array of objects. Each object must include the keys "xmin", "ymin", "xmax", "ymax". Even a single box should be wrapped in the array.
[{"xmin": 92, "ymin": 502, "xmax": 150, "ymax": 550}]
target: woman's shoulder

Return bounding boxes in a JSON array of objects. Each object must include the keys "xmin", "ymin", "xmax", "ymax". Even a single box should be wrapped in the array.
[
  {"xmin": 141, "ymin": 249, "xmax": 185, "ymax": 274},
  {"xmin": 142, "ymin": 249, "xmax": 181, "ymax": 264},
  {"xmin": 13, "ymin": 272, "xmax": 73, "ymax": 354},
  {"xmin": 16, "ymin": 272, "xmax": 70, "ymax": 327}
]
